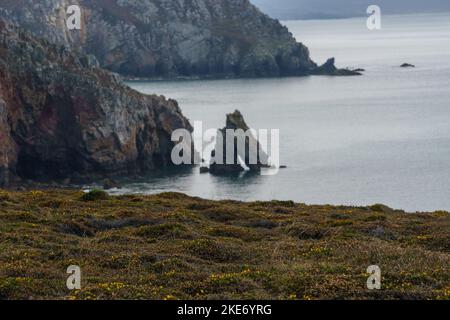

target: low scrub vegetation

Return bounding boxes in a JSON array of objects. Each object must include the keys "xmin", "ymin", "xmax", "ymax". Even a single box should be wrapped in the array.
[{"xmin": 0, "ymin": 189, "xmax": 448, "ymax": 300}]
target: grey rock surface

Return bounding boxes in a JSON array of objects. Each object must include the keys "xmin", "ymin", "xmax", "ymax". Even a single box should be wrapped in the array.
[
  {"xmin": 210, "ymin": 110, "xmax": 269, "ymax": 175},
  {"xmin": 0, "ymin": 0, "xmax": 353, "ymax": 78}
]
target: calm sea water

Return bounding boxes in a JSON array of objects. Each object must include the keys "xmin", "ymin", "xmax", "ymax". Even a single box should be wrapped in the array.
[{"xmin": 110, "ymin": 13, "xmax": 450, "ymax": 212}]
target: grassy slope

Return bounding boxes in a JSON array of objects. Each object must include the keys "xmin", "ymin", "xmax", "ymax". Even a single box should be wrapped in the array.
[{"xmin": 0, "ymin": 189, "xmax": 449, "ymax": 300}]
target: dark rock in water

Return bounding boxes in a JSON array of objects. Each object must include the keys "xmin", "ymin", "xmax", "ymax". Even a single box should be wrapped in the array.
[
  {"xmin": 209, "ymin": 110, "xmax": 269, "ymax": 175},
  {"xmin": 279, "ymin": 165, "xmax": 288, "ymax": 169},
  {"xmin": 103, "ymin": 179, "xmax": 120, "ymax": 190},
  {"xmin": 0, "ymin": 0, "xmax": 354, "ymax": 79},
  {"xmin": 0, "ymin": 20, "xmax": 192, "ymax": 186},
  {"xmin": 400, "ymin": 63, "xmax": 415, "ymax": 68},
  {"xmin": 209, "ymin": 149, "xmax": 245, "ymax": 176},
  {"xmin": 352, "ymin": 68, "xmax": 366, "ymax": 72},
  {"xmin": 312, "ymin": 58, "xmax": 362, "ymax": 76},
  {"xmin": 199, "ymin": 167, "xmax": 210, "ymax": 174}
]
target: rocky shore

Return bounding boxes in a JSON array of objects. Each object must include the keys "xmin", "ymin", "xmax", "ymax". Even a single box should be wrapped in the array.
[
  {"xmin": 0, "ymin": 1, "xmax": 360, "ymax": 187},
  {"xmin": 0, "ymin": 20, "xmax": 192, "ymax": 186},
  {"xmin": 0, "ymin": 0, "xmax": 359, "ymax": 79},
  {"xmin": 209, "ymin": 110, "xmax": 270, "ymax": 175}
]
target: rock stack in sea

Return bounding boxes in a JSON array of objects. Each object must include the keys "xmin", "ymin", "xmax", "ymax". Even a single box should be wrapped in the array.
[{"xmin": 209, "ymin": 110, "xmax": 269, "ymax": 175}]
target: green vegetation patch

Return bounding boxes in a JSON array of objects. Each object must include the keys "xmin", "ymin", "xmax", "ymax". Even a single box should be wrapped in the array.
[{"xmin": 0, "ymin": 189, "xmax": 448, "ymax": 300}]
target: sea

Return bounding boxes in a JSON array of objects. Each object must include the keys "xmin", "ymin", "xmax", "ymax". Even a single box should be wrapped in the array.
[{"xmin": 102, "ymin": 13, "xmax": 450, "ymax": 212}]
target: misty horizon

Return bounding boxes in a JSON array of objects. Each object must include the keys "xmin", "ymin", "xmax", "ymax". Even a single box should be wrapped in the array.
[{"xmin": 251, "ymin": 0, "xmax": 450, "ymax": 20}]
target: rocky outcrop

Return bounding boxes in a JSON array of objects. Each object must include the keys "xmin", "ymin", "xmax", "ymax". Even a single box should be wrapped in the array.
[
  {"xmin": 312, "ymin": 58, "xmax": 361, "ymax": 76},
  {"xmin": 0, "ymin": 0, "xmax": 355, "ymax": 79},
  {"xmin": 0, "ymin": 20, "xmax": 192, "ymax": 186},
  {"xmin": 400, "ymin": 63, "xmax": 415, "ymax": 68},
  {"xmin": 209, "ymin": 110, "xmax": 269, "ymax": 175}
]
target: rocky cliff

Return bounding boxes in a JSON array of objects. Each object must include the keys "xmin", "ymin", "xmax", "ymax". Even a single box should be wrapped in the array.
[
  {"xmin": 209, "ymin": 110, "xmax": 269, "ymax": 175},
  {"xmin": 0, "ymin": 20, "xmax": 192, "ymax": 186},
  {"xmin": 0, "ymin": 0, "xmax": 354, "ymax": 78}
]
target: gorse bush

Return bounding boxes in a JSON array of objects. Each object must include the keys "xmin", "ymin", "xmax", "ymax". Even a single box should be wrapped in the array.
[
  {"xmin": 0, "ymin": 190, "xmax": 448, "ymax": 300},
  {"xmin": 80, "ymin": 189, "xmax": 109, "ymax": 202}
]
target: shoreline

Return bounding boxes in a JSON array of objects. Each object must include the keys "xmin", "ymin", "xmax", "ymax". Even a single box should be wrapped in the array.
[
  {"xmin": 123, "ymin": 71, "xmax": 361, "ymax": 83},
  {"xmin": 0, "ymin": 184, "xmax": 447, "ymax": 214}
]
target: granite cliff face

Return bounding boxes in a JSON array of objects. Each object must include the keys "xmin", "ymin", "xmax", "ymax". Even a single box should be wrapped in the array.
[
  {"xmin": 0, "ymin": 20, "xmax": 192, "ymax": 186},
  {"xmin": 0, "ymin": 0, "xmax": 352, "ymax": 78}
]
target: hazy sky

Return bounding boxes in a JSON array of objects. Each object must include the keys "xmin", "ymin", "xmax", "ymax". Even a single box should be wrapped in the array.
[{"xmin": 251, "ymin": 0, "xmax": 450, "ymax": 19}]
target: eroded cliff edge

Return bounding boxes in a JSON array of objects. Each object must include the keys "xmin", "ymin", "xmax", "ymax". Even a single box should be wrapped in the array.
[
  {"xmin": 0, "ymin": 0, "xmax": 356, "ymax": 78},
  {"xmin": 0, "ymin": 20, "xmax": 192, "ymax": 186}
]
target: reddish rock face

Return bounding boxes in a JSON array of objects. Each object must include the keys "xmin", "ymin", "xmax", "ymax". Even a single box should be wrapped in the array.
[{"xmin": 0, "ymin": 21, "xmax": 192, "ymax": 185}]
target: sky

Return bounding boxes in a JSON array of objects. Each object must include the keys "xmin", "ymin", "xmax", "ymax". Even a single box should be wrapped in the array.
[{"xmin": 251, "ymin": 0, "xmax": 450, "ymax": 20}]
